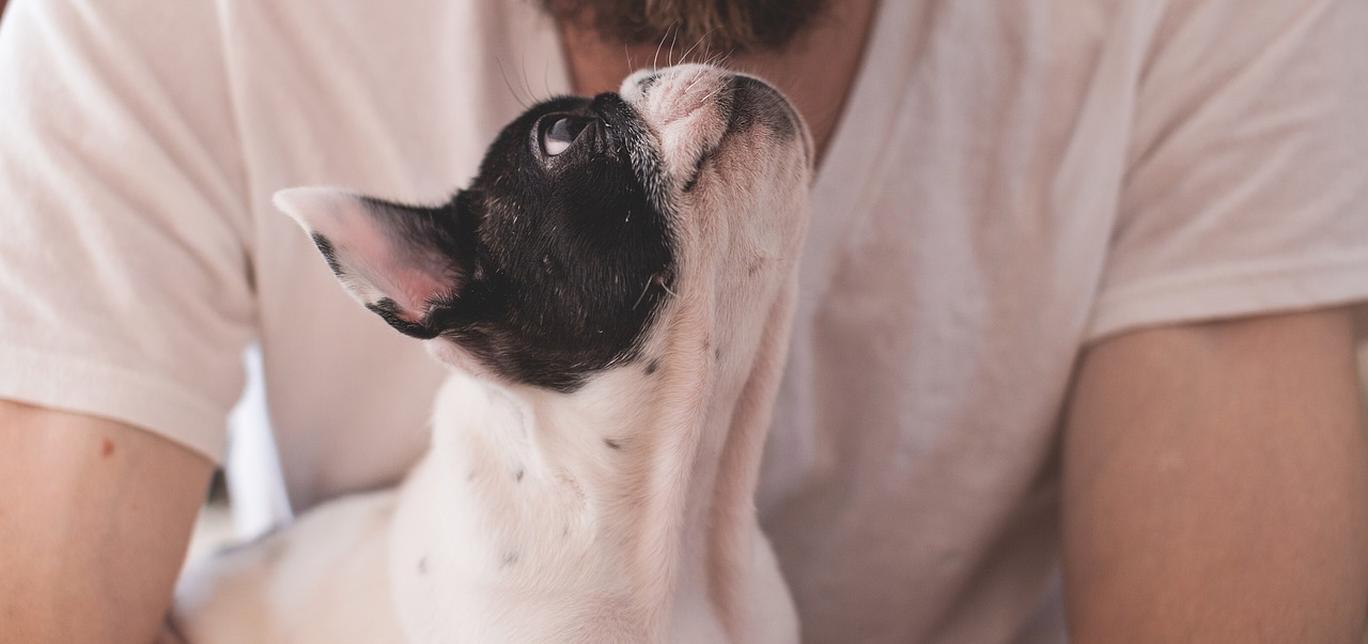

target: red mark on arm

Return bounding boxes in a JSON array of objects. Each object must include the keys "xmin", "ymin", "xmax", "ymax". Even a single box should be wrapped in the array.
[{"xmin": 100, "ymin": 438, "xmax": 114, "ymax": 458}]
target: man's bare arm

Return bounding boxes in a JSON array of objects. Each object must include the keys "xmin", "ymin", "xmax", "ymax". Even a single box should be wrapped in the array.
[
  {"xmin": 1062, "ymin": 308, "xmax": 1368, "ymax": 643},
  {"xmin": 0, "ymin": 401, "xmax": 212, "ymax": 644}
]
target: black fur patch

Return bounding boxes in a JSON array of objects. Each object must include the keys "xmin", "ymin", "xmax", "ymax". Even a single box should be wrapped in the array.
[
  {"xmin": 367, "ymin": 298, "xmax": 440, "ymax": 340},
  {"xmin": 728, "ymin": 75, "xmax": 797, "ymax": 141},
  {"xmin": 681, "ymin": 147, "xmax": 717, "ymax": 193},
  {"xmin": 354, "ymin": 94, "xmax": 675, "ymax": 392},
  {"xmin": 310, "ymin": 233, "xmax": 344, "ymax": 277}
]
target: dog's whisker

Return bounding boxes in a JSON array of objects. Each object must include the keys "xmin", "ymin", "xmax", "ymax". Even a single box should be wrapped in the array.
[
  {"xmin": 703, "ymin": 48, "xmax": 736, "ymax": 73},
  {"xmin": 518, "ymin": 55, "xmax": 538, "ymax": 105},
  {"xmin": 680, "ymin": 27, "xmax": 713, "ymax": 64},
  {"xmin": 699, "ymin": 40, "xmax": 718, "ymax": 72},
  {"xmin": 652, "ymin": 28, "xmax": 671, "ymax": 71},
  {"xmin": 682, "ymin": 39, "xmax": 724, "ymax": 94},
  {"xmin": 653, "ymin": 273, "xmax": 677, "ymax": 297},
  {"xmin": 667, "ymin": 27, "xmax": 680, "ymax": 67},
  {"xmin": 495, "ymin": 56, "xmax": 529, "ymax": 109},
  {"xmin": 542, "ymin": 57, "xmax": 553, "ymax": 101},
  {"xmin": 698, "ymin": 83, "xmax": 727, "ymax": 106},
  {"xmin": 632, "ymin": 279, "xmax": 652, "ymax": 310},
  {"xmin": 683, "ymin": 69, "xmax": 709, "ymax": 95}
]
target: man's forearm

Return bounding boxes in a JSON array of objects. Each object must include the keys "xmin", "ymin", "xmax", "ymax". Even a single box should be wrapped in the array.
[
  {"xmin": 1061, "ymin": 309, "xmax": 1368, "ymax": 643},
  {"xmin": 0, "ymin": 401, "xmax": 212, "ymax": 644}
]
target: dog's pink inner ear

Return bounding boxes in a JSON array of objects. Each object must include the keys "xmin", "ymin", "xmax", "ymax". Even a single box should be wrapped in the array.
[{"xmin": 274, "ymin": 187, "xmax": 458, "ymax": 327}]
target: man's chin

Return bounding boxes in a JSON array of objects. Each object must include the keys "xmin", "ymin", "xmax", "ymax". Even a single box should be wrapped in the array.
[{"xmin": 537, "ymin": 0, "xmax": 832, "ymax": 54}]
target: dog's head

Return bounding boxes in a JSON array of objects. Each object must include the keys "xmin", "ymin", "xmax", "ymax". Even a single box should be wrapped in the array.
[{"xmin": 276, "ymin": 64, "xmax": 810, "ymax": 393}]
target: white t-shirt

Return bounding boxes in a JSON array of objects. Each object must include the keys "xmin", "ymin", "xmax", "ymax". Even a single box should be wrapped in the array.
[{"xmin": 2, "ymin": 1, "xmax": 1366, "ymax": 642}]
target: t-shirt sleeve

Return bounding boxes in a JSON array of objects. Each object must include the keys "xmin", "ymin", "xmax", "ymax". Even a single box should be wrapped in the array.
[
  {"xmin": 0, "ymin": 1, "xmax": 254, "ymax": 460},
  {"xmin": 1086, "ymin": 0, "xmax": 1368, "ymax": 342}
]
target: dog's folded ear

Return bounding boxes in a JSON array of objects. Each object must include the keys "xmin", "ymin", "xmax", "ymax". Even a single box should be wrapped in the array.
[{"xmin": 273, "ymin": 187, "xmax": 471, "ymax": 339}]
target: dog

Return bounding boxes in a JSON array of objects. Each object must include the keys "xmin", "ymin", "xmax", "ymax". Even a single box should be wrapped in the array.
[{"xmin": 169, "ymin": 63, "xmax": 812, "ymax": 643}]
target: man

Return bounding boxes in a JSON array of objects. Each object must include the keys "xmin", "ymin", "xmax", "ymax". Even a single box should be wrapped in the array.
[{"xmin": 1, "ymin": 1, "xmax": 1365, "ymax": 642}]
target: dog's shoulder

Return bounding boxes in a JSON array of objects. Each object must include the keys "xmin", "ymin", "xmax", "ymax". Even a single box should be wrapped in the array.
[{"xmin": 171, "ymin": 490, "xmax": 404, "ymax": 643}]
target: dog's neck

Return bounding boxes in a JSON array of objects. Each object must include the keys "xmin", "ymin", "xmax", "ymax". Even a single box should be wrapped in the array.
[{"xmin": 388, "ymin": 277, "xmax": 796, "ymax": 641}]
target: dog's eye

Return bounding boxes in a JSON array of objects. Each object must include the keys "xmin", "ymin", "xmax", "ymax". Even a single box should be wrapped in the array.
[{"xmin": 540, "ymin": 116, "xmax": 591, "ymax": 157}]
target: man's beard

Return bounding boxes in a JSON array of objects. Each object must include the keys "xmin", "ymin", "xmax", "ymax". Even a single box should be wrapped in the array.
[{"xmin": 541, "ymin": 0, "xmax": 831, "ymax": 54}]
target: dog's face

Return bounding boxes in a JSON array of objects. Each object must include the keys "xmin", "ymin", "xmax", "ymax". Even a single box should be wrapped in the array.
[{"xmin": 277, "ymin": 65, "xmax": 810, "ymax": 392}]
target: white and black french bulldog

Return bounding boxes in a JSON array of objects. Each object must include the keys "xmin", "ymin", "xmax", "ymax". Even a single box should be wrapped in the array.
[{"xmin": 170, "ymin": 63, "xmax": 812, "ymax": 644}]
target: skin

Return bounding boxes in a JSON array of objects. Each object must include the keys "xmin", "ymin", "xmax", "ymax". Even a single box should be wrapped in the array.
[
  {"xmin": 1064, "ymin": 308, "xmax": 1368, "ymax": 643},
  {"xmin": 0, "ymin": 401, "xmax": 211, "ymax": 644},
  {"xmin": 3, "ymin": 1, "xmax": 1365, "ymax": 641}
]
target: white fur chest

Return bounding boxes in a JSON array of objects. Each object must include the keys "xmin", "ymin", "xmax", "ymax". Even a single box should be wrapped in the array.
[
  {"xmin": 386, "ymin": 373, "xmax": 752, "ymax": 643},
  {"xmin": 387, "ymin": 362, "xmax": 803, "ymax": 643}
]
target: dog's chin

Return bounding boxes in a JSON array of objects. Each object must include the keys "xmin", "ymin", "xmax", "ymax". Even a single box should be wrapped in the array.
[{"xmin": 619, "ymin": 64, "xmax": 809, "ymax": 205}]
